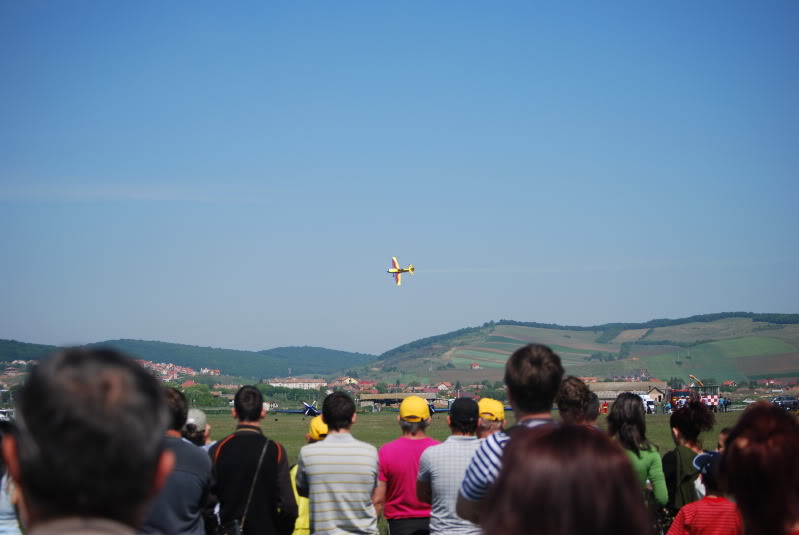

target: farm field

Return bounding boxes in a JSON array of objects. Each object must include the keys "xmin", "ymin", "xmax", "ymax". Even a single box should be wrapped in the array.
[{"xmin": 205, "ymin": 410, "xmax": 743, "ymax": 467}]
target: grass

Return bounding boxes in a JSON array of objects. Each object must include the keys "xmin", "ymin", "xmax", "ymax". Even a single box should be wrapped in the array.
[
  {"xmin": 708, "ymin": 336, "xmax": 796, "ymax": 358},
  {"xmin": 205, "ymin": 410, "xmax": 742, "ymax": 467}
]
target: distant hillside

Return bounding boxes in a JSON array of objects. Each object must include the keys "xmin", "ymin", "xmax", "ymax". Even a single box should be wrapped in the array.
[
  {"xmin": 0, "ymin": 338, "xmax": 377, "ymax": 379},
  {"xmin": 368, "ymin": 313, "xmax": 799, "ymax": 385}
]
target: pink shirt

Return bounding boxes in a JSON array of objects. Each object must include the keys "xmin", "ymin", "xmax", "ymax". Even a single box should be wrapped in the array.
[{"xmin": 378, "ymin": 436, "xmax": 440, "ymax": 519}]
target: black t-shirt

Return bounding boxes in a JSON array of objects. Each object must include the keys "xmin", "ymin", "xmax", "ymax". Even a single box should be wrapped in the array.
[{"xmin": 209, "ymin": 425, "xmax": 297, "ymax": 535}]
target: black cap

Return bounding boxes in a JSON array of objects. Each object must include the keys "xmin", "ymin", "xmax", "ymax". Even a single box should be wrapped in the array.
[
  {"xmin": 693, "ymin": 451, "xmax": 722, "ymax": 491},
  {"xmin": 450, "ymin": 398, "xmax": 479, "ymax": 425}
]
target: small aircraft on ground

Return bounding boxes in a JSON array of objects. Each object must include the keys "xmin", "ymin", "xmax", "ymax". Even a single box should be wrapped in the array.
[
  {"xmin": 271, "ymin": 401, "xmax": 321, "ymax": 418},
  {"xmin": 387, "ymin": 257, "xmax": 415, "ymax": 286}
]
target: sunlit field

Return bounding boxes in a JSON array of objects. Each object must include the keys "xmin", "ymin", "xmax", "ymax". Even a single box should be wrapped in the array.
[{"xmin": 205, "ymin": 409, "xmax": 743, "ymax": 467}]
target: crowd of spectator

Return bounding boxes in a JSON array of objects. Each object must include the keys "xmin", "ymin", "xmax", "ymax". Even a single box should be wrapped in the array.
[{"xmin": 0, "ymin": 345, "xmax": 797, "ymax": 535}]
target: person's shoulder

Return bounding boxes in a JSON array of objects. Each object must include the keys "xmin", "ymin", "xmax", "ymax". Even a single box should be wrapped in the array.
[
  {"xmin": 172, "ymin": 438, "xmax": 213, "ymax": 468},
  {"xmin": 351, "ymin": 436, "xmax": 377, "ymax": 453}
]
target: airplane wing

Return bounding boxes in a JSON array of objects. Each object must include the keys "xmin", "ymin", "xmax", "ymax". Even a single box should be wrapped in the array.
[
  {"xmin": 395, "ymin": 272, "xmax": 402, "ymax": 286},
  {"xmin": 271, "ymin": 409, "xmax": 305, "ymax": 414},
  {"xmin": 392, "ymin": 257, "xmax": 400, "ymax": 270}
]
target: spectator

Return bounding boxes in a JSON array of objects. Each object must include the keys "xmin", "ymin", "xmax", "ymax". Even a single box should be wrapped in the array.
[
  {"xmin": 480, "ymin": 425, "xmax": 652, "ymax": 535},
  {"xmin": 374, "ymin": 396, "xmax": 439, "ymax": 535},
  {"xmin": 1, "ymin": 348, "xmax": 173, "ymax": 535},
  {"xmin": 715, "ymin": 427, "xmax": 730, "ymax": 453},
  {"xmin": 142, "ymin": 387, "xmax": 213, "ymax": 535},
  {"xmin": 476, "ymin": 398, "xmax": 505, "ymax": 439},
  {"xmin": 608, "ymin": 392, "xmax": 667, "ymax": 506},
  {"xmin": 183, "ymin": 408, "xmax": 214, "ymax": 450},
  {"xmin": 417, "ymin": 398, "xmax": 481, "ymax": 535},
  {"xmin": 295, "ymin": 392, "xmax": 379, "ymax": 534},
  {"xmin": 663, "ymin": 400, "xmax": 715, "ymax": 511},
  {"xmin": 0, "ymin": 420, "xmax": 21, "ymax": 535},
  {"xmin": 555, "ymin": 376, "xmax": 594, "ymax": 425},
  {"xmin": 666, "ymin": 452, "xmax": 742, "ymax": 535},
  {"xmin": 585, "ymin": 391, "xmax": 600, "ymax": 426},
  {"xmin": 457, "ymin": 344, "xmax": 563, "ymax": 523},
  {"xmin": 720, "ymin": 402, "xmax": 799, "ymax": 535},
  {"xmin": 209, "ymin": 386, "xmax": 297, "ymax": 535},
  {"xmin": 290, "ymin": 416, "xmax": 328, "ymax": 535}
]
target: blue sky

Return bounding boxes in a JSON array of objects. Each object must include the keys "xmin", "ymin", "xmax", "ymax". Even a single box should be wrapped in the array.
[{"xmin": 1, "ymin": 1, "xmax": 797, "ymax": 355}]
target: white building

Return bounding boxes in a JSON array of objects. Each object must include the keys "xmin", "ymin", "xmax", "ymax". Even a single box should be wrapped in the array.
[{"xmin": 267, "ymin": 377, "xmax": 327, "ymax": 390}]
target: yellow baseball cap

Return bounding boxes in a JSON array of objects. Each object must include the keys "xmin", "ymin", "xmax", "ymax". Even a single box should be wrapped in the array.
[
  {"xmin": 478, "ymin": 398, "xmax": 505, "ymax": 422},
  {"xmin": 308, "ymin": 415, "xmax": 328, "ymax": 441},
  {"xmin": 399, "ymin": 396, "xmax": 431, "ymax": 422}
]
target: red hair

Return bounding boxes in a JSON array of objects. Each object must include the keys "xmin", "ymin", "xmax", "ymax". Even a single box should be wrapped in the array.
[
  {"xmin": 482, "ymin": 424, "xmax": 652, "ymax": 535},
  {"xmin": 720, "ymin": 402, "xmax": 799, "ymax": 535}
]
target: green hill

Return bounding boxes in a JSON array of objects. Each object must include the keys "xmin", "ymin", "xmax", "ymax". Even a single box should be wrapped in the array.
[
  {"xmin": 368, "ymin": 313, "xmax": 799, "ymax": 385},
  {"xmin": 0, "ymin": 339, "xmax": 377, "ymax": 379}
]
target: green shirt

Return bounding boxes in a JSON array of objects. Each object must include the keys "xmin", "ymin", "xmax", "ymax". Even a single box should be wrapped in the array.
[{"xmin": 625, "ymin": 447, "xmax": 668, "ymax": 506}]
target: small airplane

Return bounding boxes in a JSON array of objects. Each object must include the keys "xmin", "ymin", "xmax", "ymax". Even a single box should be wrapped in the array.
[
  {"xmin": 271, "ymin": 401, "xmax": 321, "ymax": 418},
  {"xmin": 387, "ymin": 257, "xmax": 415, "ymax": 286}
]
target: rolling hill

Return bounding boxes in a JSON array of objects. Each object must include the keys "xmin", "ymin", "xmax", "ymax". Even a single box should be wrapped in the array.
[
  {"xmin": 0, "ymin": 339, "xmax": 376, "ymax": 379},
  {"xmin": 368, "ymin": 313, "xmax": 799, "ymax": 385}
]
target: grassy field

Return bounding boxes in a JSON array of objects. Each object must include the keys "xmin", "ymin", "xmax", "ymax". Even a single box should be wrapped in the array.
[{"xmin": 205, "ymin": 410, "xmax": 742, "ymax": 467}]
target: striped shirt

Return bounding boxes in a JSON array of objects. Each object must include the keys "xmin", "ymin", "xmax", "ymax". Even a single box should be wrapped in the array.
[
  {"xmin": 418, "ymin": 435, "xmax": 481, "ymax": 535},
  {"xmin": 295, "ymin": 433, "xmax": 379, "ymax": 535},
  {"xmin": 666, "ymin": 496, "xmax": 743, "ymax": 535},
  {"xmin": 459, "ymin": 418, "xmax": 553, "ymax": 501}
]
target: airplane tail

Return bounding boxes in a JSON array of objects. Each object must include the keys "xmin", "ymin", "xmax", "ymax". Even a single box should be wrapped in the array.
[{"xmin": 408, "ymin": 264, "xmax": 415, "ymax": 275}]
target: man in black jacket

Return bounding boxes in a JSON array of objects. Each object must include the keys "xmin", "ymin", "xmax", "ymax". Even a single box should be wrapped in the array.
[{"xmin": 209, "ymin": 386, "xmax": 297, "ymax": 535}]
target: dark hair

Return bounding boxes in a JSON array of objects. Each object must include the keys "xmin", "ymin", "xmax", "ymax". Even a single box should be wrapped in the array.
[
  {"xmin": 164, "ymin": 387, "xmax": 188, "ymax": 431},
  {"xmin": 586, "ymin": 392, "xmax": 600, "ymax": 422},
  {"xmin": 234, "ymin": 385, "xmax": 264, "ymax": 422},
  {"xmin": 504, "ymin": 344, "xmax": 564, "ymax": 414},
  {"xmin": 399, "ymin": 419, "xmax": 430, "ymax": 434},
  {"xmin": 670, "ymin": 400, "xmax": 714, "ymax": 445},
  {"xmin": 449, "ymin": 398, "xmax": 479, "ymax": 434},
  {"xmin": 555, "ymin": 376, "xmax": 592, "ymax": 424},
  {"xmin": 720, "ymin": 402, "xmax": 799, "ymax": 535},
  {"xmin": 14, "ymin": 348, "xmax": 168, "ymax": 525},
  {"xmin": 182, "ymin": 423, "xmax": 205, "ymax": 447},
  {"xmin": 607, "ymin": 392, "xmax": 653, "ymax": 456},
  {"xmin": 482, "ymin": 425, "xmax": 652, "ymax": 535},
  {"xmin": 322, "ymin": 392, "xmax": 355, "ymax": 431}
]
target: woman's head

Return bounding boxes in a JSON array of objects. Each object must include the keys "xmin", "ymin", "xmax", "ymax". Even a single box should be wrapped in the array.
[
  {"xmin": 607, "ymin": 392, "xmax": 650, "ymax": 455},
  {"xmin": 721, "ymin": 402, "xmax": 799, "ymax": 535},
  {"xmin": 670, "ymin": 399, "xmax": 714, "ymax": 446},
  {"xmin": 482, "ymin": 424, "xmax": 652, "ymax": 535}
]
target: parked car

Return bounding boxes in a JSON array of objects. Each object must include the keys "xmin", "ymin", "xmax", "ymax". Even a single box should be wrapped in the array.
[{"xmin": 770, "ymin": 396, "xmax": 799, "ymax": 410}]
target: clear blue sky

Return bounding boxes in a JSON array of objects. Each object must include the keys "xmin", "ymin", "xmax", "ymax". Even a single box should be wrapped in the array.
[{"xmin": 1, "ymin": 1, "xmax": 797, "ymax": 355}]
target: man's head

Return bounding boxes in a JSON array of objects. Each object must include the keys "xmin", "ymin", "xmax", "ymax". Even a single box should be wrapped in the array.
[
  {"xmin": 3, "ymin": 348, "xmax": 172, "ymax": 528},
  {"xmin": 717, "ymin": 427, "xmax": 731, "ymax": 453},
  {"xmin": 585, "ymin": 392, "xmax": 600, "ymax": 424},
  {"xmin": 306, "ymin": 415, "xmax": 328, "ymax": 443},
  {"xmin": 555, "ymin": 376, "xmax": 593, "ymax": 425},
  {"xmin": 322, "ymin": 392, "xmax": 356, "ymax": 431},
  {"xmin": 477, "ymin": 398, "xmax": 506, "ymax": 438},
  {"xmin": 448, "ymin": 398, "xmax": 478, "ymax": 435},
  {"xmin": 398, "ymin": 396, "xmax": 431, "ymax": 435},
  {"xmin": 183, "ymin": 408, "xmax": 210, "ymax": 447},
  {"xmin": 164, "ymin": 387, "xmax": 189, "ymax": 432},
  {"xmin": 233, "ymin": 385, "xmax": 265, "ymax": 422},
  {"xmin": 504, "ymin": 344, "xmax": 564, "ymax": 415}
]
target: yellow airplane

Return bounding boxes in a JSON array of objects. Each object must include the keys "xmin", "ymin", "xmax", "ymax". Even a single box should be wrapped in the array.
[{"xmin": 387, "ymin": 257, "xmax": 415, "ymax": 286}]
